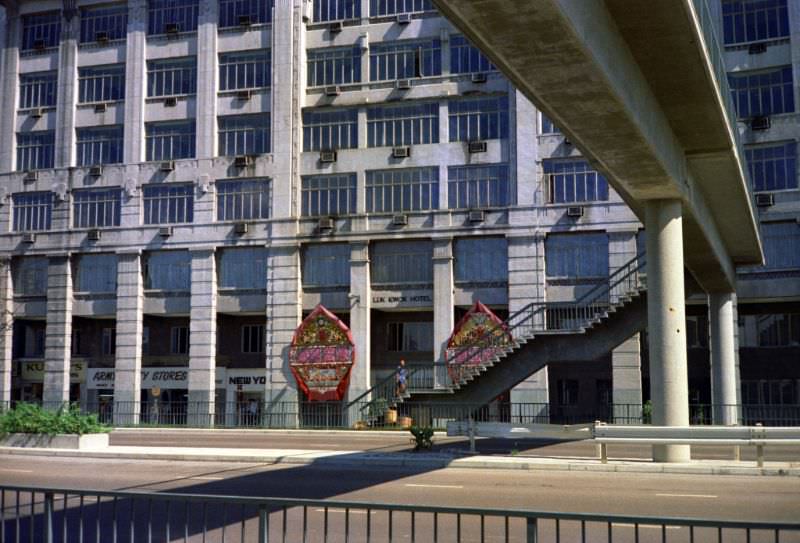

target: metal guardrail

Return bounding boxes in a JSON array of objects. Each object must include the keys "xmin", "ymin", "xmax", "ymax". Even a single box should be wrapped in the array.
[{"xmin": 1, "ymin": 484, "xmax": 798, "ymax": 543}]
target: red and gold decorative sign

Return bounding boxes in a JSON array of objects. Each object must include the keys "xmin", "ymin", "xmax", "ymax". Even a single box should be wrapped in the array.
[
  {"xmin": 446, "ymin": 301, "xmax": 512, "ymax": 382},
  {"xmin": 288, "ymin": 305, "xmax": 355, "ymax": 401}
]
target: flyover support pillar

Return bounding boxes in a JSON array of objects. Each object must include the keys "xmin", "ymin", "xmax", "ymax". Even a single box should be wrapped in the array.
[
  {"xmin": 645, "ymin": 200, "xmax": 690, "ymax": 463},
  {"xmin": 709, "ymin": 292, "xmax": 739, "ymax": 425}
]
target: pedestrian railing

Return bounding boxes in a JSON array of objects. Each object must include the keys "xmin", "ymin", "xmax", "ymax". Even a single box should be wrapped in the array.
[{"xmin": 1, "ymin": 484, "xmax": 798, "ymax": 543}]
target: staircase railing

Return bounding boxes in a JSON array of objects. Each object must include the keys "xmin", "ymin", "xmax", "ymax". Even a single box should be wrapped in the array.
[{"xmin": 349, "ymin": 253, "xmax": 646, "ymax": 417}]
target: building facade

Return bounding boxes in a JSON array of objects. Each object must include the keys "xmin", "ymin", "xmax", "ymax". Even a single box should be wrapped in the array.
[{"xmin": 0, "ymin": 0, "xmax": 797, "ymax": 424}]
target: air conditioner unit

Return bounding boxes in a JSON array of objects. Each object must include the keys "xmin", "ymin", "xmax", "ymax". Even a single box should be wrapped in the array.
[
  {"xmin": 234, "ymin": 222, "xmax": 249, "ymax": 234},
  {"xmin": 89, "ymin": 165, "xmax": 103, "ymax": 177},
  {"xmin": 329, "ymin": 21, "xmax": 343, "ymax": 33},
  {"xmin": 234, "ymin": 155, "xmax": 253, "ymax": 167},
  {"xmin": 755, "ymin": 193, "xmax": 774, "ymax": 207},
  {"xmin": 22, "ymin": 233, "xmax": 36, "ymax": 244},
  {"xmin": 164, "ymin": 96, "xmax": 178, "ymax": 107},
  {"xmin": 236, "ymin": 89, "xmax": 252, "ymax": 100},
  {"xmin": 319, "ymin": 150, "xmax": 337, "ymax": 163},
  {"xmin": 33, "ymin": 39, "xmax": 46, "ymax": 51},
  {"xmin": 395, "ymin": 79, "xmax": 412, "ymax": 90},
  {"xmin": 750, "ymin": 116, "xmax": 770, "ymax": 130},
  {"xmin": 158, "ymin": 226, "xmax": 173, "ymax": 237},
  {"xmin": 317, "ymin": 217, "xmax": 335, "ymax": 231},
  {"xmin": 87, "ymin": 229, "xmax": 101, "ymax": 241},
  {"xmin": 95, "ymin": 31, "xmax": 109, "ymax": 43},
  {"xmin": 29, "ymin": 108, "xmax": 44, "ymax": 119},
  {"xmin": 238, "ymin": 14, "xmax": 253, "ymax": 26},
  {"xmin": 325, "ymin": 85, "xmax": 341, "ymax": 97},
  {"xmin": 468, "ymin": 141, "xmax": 487, "ymax": 154},
  {"xmin": 23, "ymin": 171, "xmax": 37, "ymax": 183},
  {"xmin": 748, "ymin": 42, "xmax": 767, "ymax": 54},
  {"xmin": 94, "ymin": 103, "xmax": 107, "ymax": 113},
  {"xmin": 396, "ymin": 13, "xmax": 412, "ymax": 24},
  {"xmin": 159, "ymin": 161, "xmax": 174, "ymax": 172},
  {"xmin": 165, "ymin": 22, "xmax": 180, "ymax": 35},
  {"xmin": 392, "ymin": 146, "xmax": 411, "ymax": 158},
  {"xmin": 470, "ymin": 72, "xmax": 487, "ymax": 84},
  {"xmin": 566, "ymin": 206, "xmax": 584, "ymax": 218},
  {"xmin": 392, "ymin": 214, "xmax": 408, "ymax": 226},
  {"xmin": 468, "ymin": 210, "xmax": 485, "ymax": 223}
]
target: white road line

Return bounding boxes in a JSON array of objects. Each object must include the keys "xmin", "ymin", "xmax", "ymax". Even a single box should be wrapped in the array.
[
  {"xmin": 314, "ymin": 509, "xmax": 374, "ymax": 515},
  {"xmin": 655, "ymin": 493, "xmax": 718, "ymax": 499},
  {"xmin": 404, "ymin": 483, "xmax": 464, "ymax": 489},
  {"xmin": 0, "ymin": 468, "xmax": 33, "ymax": 473},
  {"xmin": 612, "ymin": 523, "xmax": 681, "ymax": 530},
  {"xmin": 188, "ymin": 476, "xmax": 225, "ymax": 481}
]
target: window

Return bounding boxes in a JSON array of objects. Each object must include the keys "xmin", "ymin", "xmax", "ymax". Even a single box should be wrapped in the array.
[
  {"xmin": 745, "ymin": 142, "xmax": 797, "ymax": 192},
  {"xmin": 369, "ymin": 39, "xmax": 441, "ymax": 81},
  {"xmin": 387, "ymin": 322, "xmax": 433, "ymax": 352},
  {"xmin": 148, "ymin": 0, "xmax": 199, "ymax": 35},
  {"xmin": 170, "ymin": 327, "xmax": 190, "ymax": 354},
  {"xmin": 80, "ymin": 4, "xmax": 128, "ymax": 43},
  {"xmin": 756, "ymin": 314, "xmax": 800, "ymax": 347},
  {"xmin": 302, "ymin": 243, "xmax": 350, "ymax": 288},
  {"xmin": 218, "ymin": 114, "xmax": 271, "ymax": 156},
  {"xmin": 370, "ymin": 0, "xmax": 434, "ymax": 16},
  {"xmin": 21, "ymin": 12, "xmax": 61, "ymax": 51},
  {"xmin": 13, "ymin": 257, "xmax": 48, "ymax": 296},
  {"xmin": 545, "ymin": 233, "xmax": 609, "ymax": 279},
  {"xmin": 454, "ymin": 238, "xmax": 508, "ymax": 283},
  {"xmin": 102, "ymin": 328, "xmax": 116, "ymax": 356},
  {"xmin": 450, "ymin": 35, "xmax": 495, "ymax": 74},
  {"xmin": 145, "ymin": 121, "xmax": 196, "ymax": 161},
  {"xmin": 448, "ymin": 164, "xmax": 511, "ymax": 209},
  {"xmin": 219, "ymin": 50, "xmax": 271, "ymax": 91},
  {"xmin": 314, "ymin": 0, "xmax": 360, "ymax": 22},
  {"xmin": 76, "ymin": 254, "xmax": 118, "ymax": 293},
  {"xmin": 73, "ymin": 188, "xmax": 122, "ymax": 228},
  {"xmin": 12, "ymin": 192, "xmax": 53, "ymax": 232},
  {"xmin": 557, "ymin": 380, "xmax": 579, "ymax": 406},
  {"xmin": 366, "ymin": 167, "xmax": 439, "ymax": 213},
  {"xmin": 17, "ymin": 131, "xmax": 55, "ymax": 171},
  {"xmin": 371, "ymin": 240, "xmax": 433, "ymax": 285},
  {"xmin": 448, "ymin": 96, "xmax": 509, "ymax": 141},
  {"xmin": 216, "ymin": 179, "xmax": 270, "ymax": 221},
  {"xmin": 540, "ymin": 113, "xmax": 561, "ymax": 135},
  {"xmin": 142, "ymin": 327, "xmax": 150, "ymax": 355},
  {"xmin": 145, "ymin": 251, "xmax": 191, "ymax": 290},
  {"xmin": 728, "ymin": 66, "xmax": 795, "ymax": 118},
  {"xmin": 544, "ymin": 159, "xmax": 609, "ymax": 203},
  {"xmin": 760, "ymin": 221, "xmax": 800, "ymax": 269},
  {"xmin": 367, "ymin": 102, "xmax": 439, "ymax": 147},
  {"xmin": 147, "ymin": 57, "xmax": 197, "ymax": 97},
  {"xmin": 301, "ymin": 174, "xmax": 357, "ymax": 217},
  {"xmin": 76, "ymin": 126, "xmax": 124, "ymax": 166},
  {"xmin": 722, "ymin": 0, "xmax": 789, "ymax": 45},
  {"xmin": 302, "ymin": 109, "xmax": 358, "ymax": 151},
  {"xmin": 78, "ymin": 64, "xmax": 126, "ymax": 103},
  {"xmin": 218, "ymin": 247, "xmax": 267, "ymax": 289},
  {"xmin": 742, "ymin": 379, "xmax": 797, "ymax": 405},
  {"xmin": 143, "ymin": 183, "xmax": 194, "ymax": 224},
  {"xmin": 219, "ymin": 0, "xmax": 273, "ymax": 27},
  {"xmin": 307, "ymin": 47, "xmax": 361, "ymax": 87},
  {"xmin": 19, "ymin": 72, "xmax": 57, "ymax": 109},
  {"xmin": 241, "ymin": 325, "xmax": 265, "ymax": 353},
  {"xmin": 686, "ymin": 316, "xmax": 709, "ymax": 348}
]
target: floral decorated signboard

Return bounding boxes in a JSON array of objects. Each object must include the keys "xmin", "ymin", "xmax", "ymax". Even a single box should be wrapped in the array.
[
  {"xmin": 445, "ymin": 301, "xmax": 512, "ymax": 382},
  {"xmin": 288, "ymin": 304, "xmax": 355, "ymax": 401}
]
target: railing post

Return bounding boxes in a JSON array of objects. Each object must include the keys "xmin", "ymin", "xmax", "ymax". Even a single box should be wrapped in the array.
[
  {"xmin": 258, "ymin": 505, "xmax": 269, "ymax": 543},
  {"xmin": 44, "ymin": 492, "xmax": 54, "ymax": 543},
  {"xmin": 469, "ymin": 415, "xmax": 476, "ymax": 453},
  {"xmin": 526, "ymin": 518, "xmax": 537, "ymax": 543}
]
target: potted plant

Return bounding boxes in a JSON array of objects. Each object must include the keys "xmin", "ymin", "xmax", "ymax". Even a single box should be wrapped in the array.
[{"xmin": 0, "ymin": 403, "xmax": 110, "ymax": 449}]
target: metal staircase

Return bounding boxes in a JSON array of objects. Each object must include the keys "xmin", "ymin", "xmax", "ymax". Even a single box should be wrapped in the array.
[{"xmin": 345, "ymin": 253, "xmax": 647, "ymax": 421}]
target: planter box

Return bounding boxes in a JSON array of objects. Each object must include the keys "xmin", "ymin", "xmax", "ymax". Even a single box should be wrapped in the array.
[{"xmin": 0, "ymin": 433, "xmax": 109, "ymax": 449}]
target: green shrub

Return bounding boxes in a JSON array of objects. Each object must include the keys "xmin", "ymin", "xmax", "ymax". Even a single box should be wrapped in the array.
[
  {"xmin": 409, "ymin": 425, "xmax": 434, "ymax": 451},
  {"xmin": 0, "ymin": 403, "xmax": 110, "ymax": 437},
  {"xmin": 642, "ymin": 400, "xmax": 652, "ymax": 424}
]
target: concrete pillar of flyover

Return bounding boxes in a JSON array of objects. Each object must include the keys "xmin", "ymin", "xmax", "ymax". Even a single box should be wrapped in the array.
[
  {"xmin": 645, "ymin": 200, "xmax": 690, "ymax": 463},
  {"xmin": 709, "ymin": 291, "xmax": 739, "ymax": 425}
]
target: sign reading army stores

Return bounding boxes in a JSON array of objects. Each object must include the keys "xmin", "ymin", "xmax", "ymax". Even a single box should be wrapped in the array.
[
  {"xmin": 87, "ymin": 367, "xmax": 226, "ymax": 390},
  {"xmin": 21, "ymin": 361, "xmax": 86, "ymax": 383},
  {"xmin": 370, "ymin": 289, "xmax": 433, "ymax": 309}
]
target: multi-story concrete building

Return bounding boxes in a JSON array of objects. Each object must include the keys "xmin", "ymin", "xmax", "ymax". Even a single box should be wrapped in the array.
[{"xmin": 0, "ymin": 0, "xmax": 796, "ymax": 425}]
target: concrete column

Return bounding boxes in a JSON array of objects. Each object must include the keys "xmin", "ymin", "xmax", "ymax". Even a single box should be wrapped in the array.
[
  {"xmin": 0, "ymin": 5, "xmax": 20, "ymax": 173},
  {"xmin": 645, "ymin": 199, "xmax": 690, "ymax": 463},
  {"xmin": 0, "ymin": 257, "xmax": 13, "ymax": 407},
  {"xmin": 512, "ymin": 90, "xmax": 537, "ymax": 206},
  {"xmin": 188, "ymin": 248, "xmax": 217, "ymax": 426},
  {"xmin": 709, "ymin": 291, "xmax": 739, "ymax": 425},
  {"xmin": 347, "ymin": 241, "xmax": 370, "ymax": 404},
  {"xmin": 43, "ymin": 255, "xmax": 73, "ymax": 408},
  {"xmin": 123, "ymin": 0, "xmax": 147, "ymax": 164},
  {"xmin": 114, "ymin": 251, "xmax": 144, "ymax": 425},
  {"xmin": 195, "ymin": 2, "xmax": 218, "ymax": 159},
  {"xmin": 612, "ymin": 335, "xmax": 642, "ymax": 423},
  {"xmin": 508, "ymin": 234, "xmax": 549, "ymax": 422},
  {"xmin": 432, "ymin": 238, "xmax": 454, "ymax": 388},
  {"xmin": 54, "ymin": 9, "xmax": 79, "ymax": 168}
]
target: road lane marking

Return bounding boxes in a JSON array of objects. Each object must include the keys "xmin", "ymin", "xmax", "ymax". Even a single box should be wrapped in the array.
[
  {"xmin": 655, "ymin": 493, "xmax": 718, "ymax": 499},
  {"xmin": 0, "ymin": 468, "xmax": 33, "ymax": 473},
  {"xmin": 613, "ymin": 523, "xmax": 681, "ymax": 530},
  {"xmin": 315, "ymin": 509, "xmax": 374, "ymax": 515},
  {"xmin": 404, "ymin": 484, "xmax": 464, "ymax": 489},
  {"xmin": 188, "ymin": 476, "xmax": 225, "ymax": 481}
]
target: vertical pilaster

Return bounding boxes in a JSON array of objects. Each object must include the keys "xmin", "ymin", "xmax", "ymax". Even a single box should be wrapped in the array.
[
  {"xmin": 114, "ymin": 251, "xmax": 144, "ymax": 425},
  {"xmin": 43, "ymin": 255, "xmax": 73, "ymax": 408},
  {"xmin": 54, "ymin": 8, "xmax": 79, "ymax": 168},
  {"xmin": 0, "ymin": 258, "xmax": 13, "ymax": 406},
  {"xmin": 348, "ymin": 241, "xmax": 370, "ymax": 402},
  {"xmin": 123, "ymin": 0, "xmax": 147, "ymax": 164},
  {"xmin": 432, "ymin": 238, "xmax": 454, "ymax": 388},
  {"xmin": 645, "ymin": 199, "xmax": 690, "ymax": 463},
  {"xmin": 195, "ymin": 2, "xmax": 218, "ymax": 159},
  {"xmin": 507, "ymin": 234, "xmax": 549, "ymax": 421},
  {"xmin": 0, "ymin": 5, "xmax": 20, "ymax": 173},
  {"xmin": 188, "ymin": 248, "xmax": 217, "ymax": 426},
  {"xmin": 709, "ymin": 291, "xmax": 739, "ymax": 425},
  {"xmin": 512, "ymin": 90, "xmax": 537, "ymax": 206}
]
